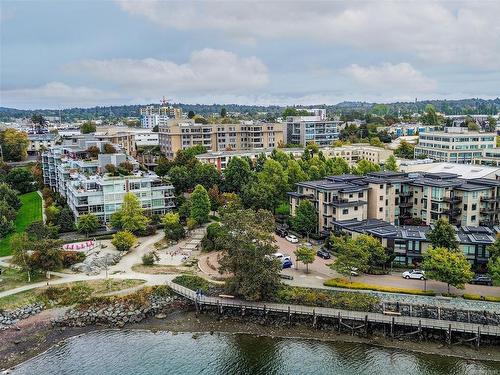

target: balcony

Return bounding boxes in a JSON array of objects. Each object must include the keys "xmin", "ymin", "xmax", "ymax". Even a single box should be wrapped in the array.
[
  {"xmin": 399, "ymin": 212, "xmax": 412, "ymax": 219},
  {"xmin": 442, "ymin": 208, "xmax": 462, "ymax": 216},
  {"xmin": 399, "ymin": 191, "xmax": 413, "ymax": 197},
  {"xmin": 331, "ymin": 199, "xmax": 367, "ymax": 208},
  {"xmin": 443, "ymin": 196, "xmax": 462, "ymax": 204},
  {"xmin": 399, "ymin": 201, "xmax": 413, "ymax": 208},
  {"xmin": 480, "ymin": 196, "xmax": 500, "ymax": 203},
  {"xmin": 480, "ymin": 207, "xmax": 499, "ymax": 215}
]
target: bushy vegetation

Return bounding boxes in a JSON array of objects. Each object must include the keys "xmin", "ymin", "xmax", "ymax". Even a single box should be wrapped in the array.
[
  {"xmin": 172, "ymin": 274, "xmax": 217, "ymax": 293},
  {"xmin": 273, "ymin": 286, "xmax": 379, "ymax": 312},
  {"xmin": 324, "ymin": 278, "xmax": 436, "ymax": 296},
  {"xmin": 462, "ymin": 294, "xmax": 500, "ymax": 303}
]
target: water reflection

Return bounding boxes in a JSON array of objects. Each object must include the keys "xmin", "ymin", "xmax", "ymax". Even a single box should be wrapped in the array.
[{"xmin": 9, "ymin": 330, "xmax": 500, "ymax": 375}]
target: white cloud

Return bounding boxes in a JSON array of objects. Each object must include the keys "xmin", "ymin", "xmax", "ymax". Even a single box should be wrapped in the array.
[
  {"xmin": 343, "ymin": 63, "xmax": 437, "ymax": 93},
  {"xmin": 66, "ymin": 49, "xmax": 269, "ymax": 95},
  {"xmin": 0, "ymin": 82, "xmax": 121, "ymax": 109},
  {"xmin": 116, "ymin": 1, "xmax": 500, "ymax": 69}
]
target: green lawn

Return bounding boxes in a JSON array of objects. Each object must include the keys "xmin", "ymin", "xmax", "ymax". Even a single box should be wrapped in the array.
[{"xmin": 0, "ymin": 192, "xmax": 43, "ymax": 256}]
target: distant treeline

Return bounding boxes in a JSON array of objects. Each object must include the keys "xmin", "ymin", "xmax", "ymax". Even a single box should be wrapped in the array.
[{"xmin": 1, "ymin": 98, "xmax": 499, "ymax": 122}]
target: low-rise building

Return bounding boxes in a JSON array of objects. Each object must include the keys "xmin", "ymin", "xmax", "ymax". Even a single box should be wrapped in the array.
[
  {"xmin": 333, "ymin": 218, "xmax": 497, "ymax": 267},
  {"xmin": 27, "ymin": 133, "xmax": 59, "ymax": 155},
  {"xmin": 415, "ymin": 128, "xmax": 496, "ymax": 163}
]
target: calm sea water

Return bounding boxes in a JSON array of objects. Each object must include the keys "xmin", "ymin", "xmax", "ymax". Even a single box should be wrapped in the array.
[{"xmin": 9, "ymin": 330, "xmax": 500, "ymax": 375}]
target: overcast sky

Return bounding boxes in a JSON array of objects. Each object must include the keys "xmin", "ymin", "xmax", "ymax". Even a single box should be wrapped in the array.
[{"xmin": 1, "ymin": 0, "xmax": 500, "ymax": 109}]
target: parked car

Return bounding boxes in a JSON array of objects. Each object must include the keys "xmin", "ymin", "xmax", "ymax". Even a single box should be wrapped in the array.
[
  {"xmin": 275, "ymin": 227, "xmax": 288, "ymax": 238},
  {"xmin": 272, "ymin": 252, "xmax": 291, "ymax": 263},
  {"xmin": 350, "ymin": 267, "xmax": 359, "ymax": 277},
  {"xmin": 402, "ymin": 269, "xmax": 426, "ymax": 280},
  {"xmin": 470, "ymin": 274, "xmax": 493, "ymax": 286},
  {"xmin": 316, "ymin": 249, "xmax": 331, "ymax": 259},
  {"xmin": 285, "ymin": 234, "xmax": 299, "ymax": 243},
  {"xmin": 282, "ymin": 259, "xmax": 293, "ymax": 269}
]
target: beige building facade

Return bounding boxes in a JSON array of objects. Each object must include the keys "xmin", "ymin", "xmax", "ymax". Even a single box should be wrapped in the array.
[{"xmin": 159, "ymin": 120, "xmax": 284, "ymax": 158}]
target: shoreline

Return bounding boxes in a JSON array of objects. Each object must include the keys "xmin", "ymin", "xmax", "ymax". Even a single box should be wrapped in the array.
[{"xmin": 2, "ymin": 308, "xmax": 500, "ymax": 370}]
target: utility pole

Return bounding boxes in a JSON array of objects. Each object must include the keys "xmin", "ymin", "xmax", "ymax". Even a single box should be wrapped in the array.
[{"xmin": 0, "ymin": 145, "xmax": 3, "ymax": 162}]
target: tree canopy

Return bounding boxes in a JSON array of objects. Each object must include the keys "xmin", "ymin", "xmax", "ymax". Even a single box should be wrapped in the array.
[
  {"xmin": 426, "ymin": 218, "xmax": 459, "ymax": 250},
  {"xmin": 111, "ymin": 192, "xmax": 150, "ymax": 233}
]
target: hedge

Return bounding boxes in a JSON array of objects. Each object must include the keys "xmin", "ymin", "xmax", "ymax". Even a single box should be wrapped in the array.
[
  {"xmin": 324, "ymin": 278, "xmax": 436, "ymax": 296},
  {"xmin": 462, "ymin": 294, "xmax": 500, "ymax": 303}
]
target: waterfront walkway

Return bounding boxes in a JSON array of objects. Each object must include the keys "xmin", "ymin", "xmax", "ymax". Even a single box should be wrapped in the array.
[{"xmin": 167, "ymin": 281, "xmax": 500, "ymax": 339}]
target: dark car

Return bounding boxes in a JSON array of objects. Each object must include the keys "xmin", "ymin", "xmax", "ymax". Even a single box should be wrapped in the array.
[
  {"xmin": 470, "ymin": 275, "xmax": 493, "ymax": 286},
  {"xmin": 282, "ymin": 259, "xmax": 293, "ymax": 269},
  {"xmin": 275, "ymin": 227, "xmax": 288, "ymax": 237},
  {"xmin": 316, "ymin": 249, "xmax": 331, "ymax": 259}
]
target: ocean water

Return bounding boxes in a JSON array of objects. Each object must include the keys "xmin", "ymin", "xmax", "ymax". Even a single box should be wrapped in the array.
[{"xmin": 9, "ymin": 330, "xmax": 500, "ymax": 375}]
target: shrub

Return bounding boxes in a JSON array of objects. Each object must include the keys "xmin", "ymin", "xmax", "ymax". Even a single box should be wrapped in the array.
[
  {"xmin": 273, "ymin": 286, "xmax": 379, "ymax": 312},
  {"xmin": 61, "ymin": 251, "xmax": 86, "ymax": 268},
  {"xmin": 173, "ymin": 274, "xmax": 213, "ymax": 292},
  {"xmin": 142, "ymin": 251, "xmax": 159, "ymax": 266},
  {"xmin": 323, "ymin": 278, "xmax": 436, "ymax": 296}
]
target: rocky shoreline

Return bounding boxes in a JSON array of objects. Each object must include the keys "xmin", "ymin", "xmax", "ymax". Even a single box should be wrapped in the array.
[{"xmin": 2, "ymin": 302, "xmax": 500, "ymax": 371}]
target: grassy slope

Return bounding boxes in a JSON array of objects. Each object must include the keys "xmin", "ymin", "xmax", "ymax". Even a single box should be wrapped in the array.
[{"xmin": 0, "ymin": 192, "xmax": 43, "ymax": 256}]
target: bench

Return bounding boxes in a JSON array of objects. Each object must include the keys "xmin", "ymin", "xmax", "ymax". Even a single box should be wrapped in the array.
[
  {"xmin": 383, "ymin": 311, "xmax": 402, "ymax": 316},
  {"xmin": 218, "ymin": 294, "xmax": 235, "ymax": 299},
  {"xmin": 280, "ymin": 274, "xmax": 294, "ymax": 280}
]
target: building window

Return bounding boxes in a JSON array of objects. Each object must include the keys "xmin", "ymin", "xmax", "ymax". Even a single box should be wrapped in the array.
[
  {"xmin": 354, "ymin": 206, "xmax": 358, "ymax": 211},
  {"xmin": 342, "ymin": 209, "xmax": 348, "ymax": 215},
  {"xmin": 463, "ymin": 204, "xmax": 467, "ymax": 211},
  {"xmin": 471, "ymin": 215, "xmax": 476, "ymax": 222},
  {"xmin": 358, "ymin": 192, "xmax": 363, "ymax": 198},
  {"xmin": 379, "ymin": 207, "xmax": 383, "ymax": 212},
  {"xmin": 379, "ymin": 196, "xmax": 383, "ymax": 201},
  {"xmin": 472, "ymin": 203, "xmax": 477, "ymax": 210},
  {"xmin": 379, "ymin": 184, "xmax": 383, "ymax": 189}
]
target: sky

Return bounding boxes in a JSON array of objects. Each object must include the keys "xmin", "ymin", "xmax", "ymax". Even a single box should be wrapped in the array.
[{"xmin": 1, "ymin": 0, "xmax": 500, "ymax": 109}]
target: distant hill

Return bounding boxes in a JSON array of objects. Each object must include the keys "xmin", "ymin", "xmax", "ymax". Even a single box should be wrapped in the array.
[{"xmin": 1, "ymin": 98, "xmax": 499, "ymax": 121}]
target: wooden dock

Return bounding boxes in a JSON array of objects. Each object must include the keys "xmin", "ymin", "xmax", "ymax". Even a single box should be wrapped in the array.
[{"xmin": 167, "ymin": 281, "xmax": 500, "ymax": 346}]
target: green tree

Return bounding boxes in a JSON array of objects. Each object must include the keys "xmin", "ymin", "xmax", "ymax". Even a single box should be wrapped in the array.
[
  {"xmin": 30, "ymin": 238, "xmax": 64, "ymax": 271},
  {"xmin": 488, "ymin": 256, "xmax": 500, "ymax": 284},
  {"xmin": 112, "ymin": 230, "xmax": 137, "ymax": 252},
  {"xmin": 258, "ymin": 159, "xmax": 288, "ymax": 203},
  {"xmin": 351, "ymin": 159, "xmax": 381, "ymax": 175},
  {"xmin": 56, "ymin": 207, "xmax": 75, "ymax": 232},
  {"xmin": 385, "ymin": 155, "xmax": 398, "ymax": 172},
  {"xmin": 426, "ymin": 217, "xmax": 459, "ymax": 250},
  {"xmin": 193, "ymin": 163, "xmax": 222, "ymax": 190},
  {"xmin": 11, "ymin": 233, "xmax": 35, "ymax": 282},
  {"xmin": 87, "ymin": 145, "xmax": 100, "ymax": 158},
  {"xmin": 77, "ymin": 214, "xmax": 100, "ymax": 237},
  {"xmin": 0, "ymin": 129, "xmax": 29, "ymax": 161},
  {"xmin": 45, "ymin": 204, "xmax": 60, "ymax": 226},
  {"xmin": 292, "ymin": 200, "xmax": 318, "ymax": 238},
  {"xmin": 111, "ymin": 192, "xmax": 150, "ymax": 233},
  {"xmin": 26, "ymin": 220, "xmax": 59, "ymax": 240},
  {"xmin": 356, "ymin": 234, "xmax": 389, "ymax": 270},
  {"xmin": 103, "ymin": 143, "xmax": 117, "ymax": 154},
  {"xmin": 105, "ymin": 163, "xmax": 117, "ymax": 175},
  {"xmin": 190, "ymin": 184, "xmax": 211, "ymax": 224},
  {"xmin": 219, "ymin": 208, "xmax": 281, "ymax": 301},
  {"xmin": 80, "ymin": 121, "xmax": 96, "ymax": 134},
  {"xmin": 422, "ymin": 246, "xmax": 473, "ymax": 294},
  {"xmin": 162, "ymin": 212, "xmax": 186, "ymax": 241},
  {"xmin": 142, "ymin": 251, "xmax": 160, "ymax": 266},
  {"xmin": 220, "ymin": 107, "xmax": 227, "ymax": 117},
  {"xmin": 187, "ymin": 110, "xmax": 195, "ymax": 119},
  {"xmin": 486, "ymin": 116, "xmax": 497, "ymax": 132},
  {"xmin": 325, "ymin": 157, "xmax": 350, "ymax": 175},
  {"xmin": 394, "ymin": 140, "xmax": 415, "ymax": 159},
  {"xmin": 5, "ymin": 168, "xmax": 36, "ymax": 194},
  {"xmin": 155, "ymin": 157, "xmax": 173, "ymax": 177},
  {"xmin": 286, "ymin": 159, "xmax": 307, "ymax": 190},
  {"xmin": 169, "ymin": 165, "xmax": 191, "ymax": 194},
  {"xmin": 331, "ymin": 236, "xmax": 370, "ymax": 281},
  {"xmin": 294, "ymin": 246, "xmax": 316, "ymax": 273},
  {"xmin": 421, "ymin": 104, "xmax": 439, "ymax": 125},
  {"xmin": 118, "ymin": 161, "xmax": 134, "ymax": 175},
  {"xmin": 0, "ymin": 182, "xmax": 21, "ymax": 209},
  {"xmin": 223, "ymin": 157, "xmax": 253, "ymax": 193},
  {"xmin": 240, "ymin": 180, "xmax": 277, "ymax": 212}
]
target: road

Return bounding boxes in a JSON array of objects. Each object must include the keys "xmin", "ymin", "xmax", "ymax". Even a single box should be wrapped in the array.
[{"xmin": 274, "ymin": 234, "xmax": 500, "ymax": 297}]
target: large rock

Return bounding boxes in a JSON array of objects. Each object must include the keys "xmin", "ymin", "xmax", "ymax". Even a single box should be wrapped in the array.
[{"xmin": 71, "ymin": 253, "xmax": 121, "ymax": 275}]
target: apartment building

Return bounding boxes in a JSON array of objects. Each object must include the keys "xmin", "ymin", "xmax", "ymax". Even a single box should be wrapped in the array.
[
  {"xmin": 66, "ymin": 172, "xmax": 175, "ymax": 224},
  {"xmin": 158, "ymin": 119, "xmax": 284, "ymax": 158},
  {"xmin": 323, "ymin": 144, "xmax": 393, "ymax": 165},
  {"xmin": 415, "ymin": 128, "xmax": 496, "ymax": 163},
  {"xmin": 288, "ymin": 171, "xmax": 500, "ymax": 233},
  {"xmin": 140, "ymin": 105, "xmax": 182, "ymax": 128},
  {"xmin": 386, "ymin": 122, "xmax": 437, "ymax": 137},
  {"xmin": 284, "ymin": 115, "xmax": 341, "ymax": 146},
  {"xmin": 94, "ymin": 131, "xmax": 136, "ymax": 156},
  {"xmin": 333, "ymin": 219, "xmax": 497, "ymax": 267},
  {"xmin": 42, "ymin": 146, "xmax": 174, "ymax": 224}
]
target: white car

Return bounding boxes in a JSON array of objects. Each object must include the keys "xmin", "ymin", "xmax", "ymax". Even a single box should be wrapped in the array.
[
  {"xmin": 402, "ymin": 269, "xmax": 426, "ymax": 280},
  {"xmin": 285, "ymin": 235, "xmax": 299, "ymax": 243},
  {"xmin": 272, "ymin": 252, "xmax": 291, "ymax": 263}
]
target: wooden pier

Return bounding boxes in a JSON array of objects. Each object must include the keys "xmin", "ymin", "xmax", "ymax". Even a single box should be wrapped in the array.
[{"xmin": 167, "ymin": 282, "xmax": 500, "ymax": 347}]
